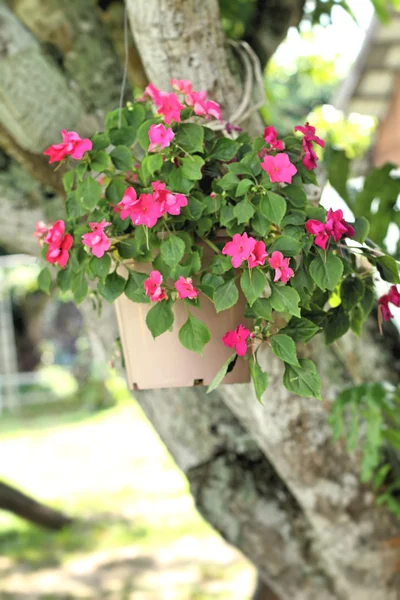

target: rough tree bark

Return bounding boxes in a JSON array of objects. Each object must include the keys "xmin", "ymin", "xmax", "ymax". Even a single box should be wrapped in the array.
[{"xmin": 0, "ymin": 1, "xmax": 399, "ymax": 599}]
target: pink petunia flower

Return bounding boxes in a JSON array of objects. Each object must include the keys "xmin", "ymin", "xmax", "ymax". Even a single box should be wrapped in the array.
[
  {"xmin": 171, "ymin": 79, "xmax": 193, "ymax": 94},
  {"xmin": 268, "ymin": 251, "xmax": 294, "ymax": 284},
  {"xmin": 116, "ymin": 187, "xmax": 139, "ymax": 220},
  {"xmin": 144, "ymin": 270, "xmax": 168, "ymax": 302},
  {"xmin": 151, "ymin": 181, "xmax": 187, "ymax": 216},
  {"xmin": 44, "ymin": 130, "xmax": 92, "ymax": 163},
  {"xmin": 82, "ymin": 220, "xmax": 111, "ymax": 258},
  {"xmin": 263, "ymin": 126, "xmax": 284, "ymax": 151},
  {"xmin": 156, "ymin": 92, "xmax": 184, "ymax": 124},
  {"xmin": 388, "ymin": 285, "xmax": 400, "ymax": 307},
  {"xmin": 295, "ymin": 122, "xmax": 324, "ymax": 171},
  {"xmin": 222, "ymin": 324, "xmax": 251, "ymax": 357},
  {"xmin": 248, "ymin": 241, "xmax": 267, "ymax": 268},
  {"xmin": 148, "ymin": 123, "xmax": 175, "ymax": 152},
  {"xmin": 186, "ymin": 90, "xmax": 222, "ymax": 120},
  {"xmin": 222, "ymin": 233, "xmax": 256, "ymax": 268},
  {"xmin": 380, "ymin": 285, "xmax": 400, "ymax": 321},
  {"xmin": 130, "ymin": 193, "xmax": 163, "ymax": 228},
  {"xmin": 175, "ymin": 276, "xmax": 199, "ymax": 300},
  {"xmin": 139, "ymin": 83, "xmax": 165, "ymax": 105},
  {"xmin": 261, "ymin": 153, "xmax": 297, "ymax": 184},
  {"xmin": 45, "ymin": 220, "xmax": 73, "ymax": 268},
  {"xmin": 306, "ymin": 209, "xmax": 355, "ymax": 249},
  {"xmin": 34, "ymin": 221, "xmax": 50, "ymax": 245}
]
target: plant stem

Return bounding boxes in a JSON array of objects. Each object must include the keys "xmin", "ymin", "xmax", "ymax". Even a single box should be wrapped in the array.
[{"xmin": 201, "ymin": 238, "xmax": 221, "ymax": 254}]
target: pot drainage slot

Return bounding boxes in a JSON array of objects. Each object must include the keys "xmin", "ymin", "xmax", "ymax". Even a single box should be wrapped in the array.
[{"xmin": 193, "ymin": 379, "xmax": 204, "ymax": 386}]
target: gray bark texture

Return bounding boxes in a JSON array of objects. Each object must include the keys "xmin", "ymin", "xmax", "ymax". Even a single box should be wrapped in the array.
[{"xmin": 0, "ymin": 0, "xmax": 399, "ymax": 598}]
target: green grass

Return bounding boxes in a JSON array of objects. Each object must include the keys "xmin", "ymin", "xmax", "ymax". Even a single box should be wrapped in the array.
[{"xmin": 0, "ymin": 385, "xmax": 254, "ymax": 599}]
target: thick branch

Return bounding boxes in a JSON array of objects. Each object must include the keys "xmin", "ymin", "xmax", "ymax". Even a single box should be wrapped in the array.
[{"xmin": 0, "ymin": 480, "xmax": 72, "ymax": 530}]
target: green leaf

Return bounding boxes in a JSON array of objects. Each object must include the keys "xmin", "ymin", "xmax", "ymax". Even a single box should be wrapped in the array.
[
  {"xmin": 38, "ymin": 267, "xmax": 52, "ymax": 294},
  {"xmin": 252, "ymin": 298, "xmax": 272, "ymax": 320},
  {"xmin": 214, "ymin": 280, "xmax": 239, "ymax": 313},
  {"xmin": 137, "ymin": 119, "xmax": 157, "ymax": 151},
  {"xmin": 325, "ymin": 146, "xmax": 350, "ymax": 202},
  {"xmin": 91, "ymin": 132, "xmax": 111, "ymax": 151},
  {"xmin": 268, "ymin": 236, "xmax": 302, "ymax": 257},
  {"xmin": 180, "ymin": 156, "xmax": 205, "ymax": 180},
  {"xmin": 66, "ymin": 192, "xmax": 84, "ymax": 219},
  {"xmin": 233, "ymin": 200, "xmax": 255, "ymax": 224},
  {"xmin": 260, "ymin": 191, "xmax": 286, "ymax": 225},
  {"xmin": 270, "ymin": 284, "xmax": 301, "ymax": 317},
  {"xmin": 98, "ymin": 271, "xmax": 126, "ymax": 302},
  {"xmin": 125, "ymin": 103, "xmax": 145, "ymax": 130},
  {"xmin": 168, "ymin": 168, "xmax": 195, "ymax": 194},
  {"xmin": 375, "ymin": 254, "xmax": 400, "ymax": 284},
  {"xmin": 283, "ymin": 185, "xmax": 307, "ymax": 208},
  {"xmin": 251, "ymin": 211, "xmax": 271, "ymax": 237},
  {"xmin": 109, "ymin": 126, "xmax": 136, "ymax": 147},
  {"xmin": 200, "ymin": 273, "xmax": 225, "ymax": 299},
  {"xmin": 106, "ymin": 177, "xmax": 127, "ymax": 205},
  {"xmin": 210, "ymin": 138, "xmax": 240, "ymax": 161},
  {"xmin": 63, "ymin": 171, "xmax": 75, "ymax": 193},
  {"xmin": 383, "ymin": 429, "xmax": 400, "ymax": 449},
  {"xmin": 280, "ymin": 317, "xmax": 320, "ymax": 342},
  {"xmin": 76, "ymin": 178, "xmax": 102, "ymax": 210},
  {"xmin": 174, "ymin": 123, "xmax": 204, "ymax": 153},
  {"xmin": 207, "ymin": 353, "xmax": 237, "ymax": 393},
  {"xmin": 57, "ymin": 267, "xmax": 72, "ymax": 292},
  {"xmin": 283, "ymin": 359, "xmax": 321, "ymax": 398},
  {"xmin": 106, "ymin": 108, "xmax": 127, "ymax": 129},
  {"xmin": 179, "ymin": 312, "xmax": 211, "ymax": 355},
  {"xmin": 350, "ymin": 304, "xmax": 364, "ymax": 336},
  {"xmin": 209, "ymin": 255, "xmax": 232, "ymax": 275},
  {"xmin": 236, "ymin": 178, "xmax": 253, "ymax": 197},
  {"xmin": 310, "ymin": 251, "xmax": 344, "ymax": 291},
  {"xmin": 361, "ymin": 286, "xmax": 375, "ymax": 317},
  {"xmin": 90, "ymin": 150, "xmax": 111, "ymax": 172},
  {"xmin": 249, "ymin": 358, "xmax": 269, "ymax": 403},
  {"xmin": 124, "ymin": 271, "xmax": 150, "ymax": 303},
  {"xmin": 271, "ymin": 334, "xmax": 299, "ymax": 367},
  {"xmin": 110, "ymin": 146, "xmax": 133, "ymax": 171},
  {"xmin": 71, "ymin": 271, "xmax": 88, "ymax": 304},
  {"xmin": 324, "ymin": 306, "xmax": 350, "ymax": 344},
  {"xmin": 160, "ymin": 236, "xmax": 186, "ymax": 267},
  {"xmin": 240, "ymin": 269, "xmax": 266, "ymax": 307},
  {"xmin": 140, "ymin": 153, "xmax": 163, "ymax": 183},
  {"xmin": 117, "ymin": 239, "xmax": 139, "ymax": 259},
  {"xmin": 353, "ymin": 216, "xmax": 370, "ymax": 243},
  {"xmin": 146, "ymin": 300, "xmax": 174, "ymax": 338},
  {"xmin": 340, "ymin": 276, "xmax": 365, "ymax": 313},
  {"xmin": 217, "ymin": 172, "xmax": 239, "ymax": 191},
  {"xmin": 90, "ymin": 254, "xmax": 111, "ymax": 281}
]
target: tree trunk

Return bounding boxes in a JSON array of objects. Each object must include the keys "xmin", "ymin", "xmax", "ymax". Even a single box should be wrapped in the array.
[
  {"xmin": 0, "ymin": 480, "xmax": 73, "ymax": 530},
  {"xmin": 0, "ymin": 1, "xmax": 399, "ymax": 598}
]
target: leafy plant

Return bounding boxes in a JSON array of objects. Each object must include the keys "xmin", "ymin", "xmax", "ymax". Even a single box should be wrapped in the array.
[{"xmin": 36, "ymin": 80, "xmax": 400, "ymax": 400}]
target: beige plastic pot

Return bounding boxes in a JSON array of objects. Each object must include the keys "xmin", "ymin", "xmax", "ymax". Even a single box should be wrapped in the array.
[{"xmin": 114, "ymin": 244, "xmax": 251, "ymax": 390}]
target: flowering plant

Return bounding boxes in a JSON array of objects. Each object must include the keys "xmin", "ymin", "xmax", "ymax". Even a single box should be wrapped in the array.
[{"xmin": 36, "ymin": 80, "xmax": 400, "ymax": 400}]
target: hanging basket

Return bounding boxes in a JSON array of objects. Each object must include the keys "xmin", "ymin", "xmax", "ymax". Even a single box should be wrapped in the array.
[{"xmin": 115, "ymin": 237, "xmax": 251, "ymax": 390}]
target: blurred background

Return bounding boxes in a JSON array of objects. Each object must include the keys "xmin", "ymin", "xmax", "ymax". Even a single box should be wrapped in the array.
[{"xmin": 1, "ymin": 0, "xmax": 400, "ymax": 598}]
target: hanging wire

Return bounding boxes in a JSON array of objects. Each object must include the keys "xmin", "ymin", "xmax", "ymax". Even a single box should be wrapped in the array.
[{"xmin": 118, "ymin": 1, "xmax": 130, "ymax": 129}]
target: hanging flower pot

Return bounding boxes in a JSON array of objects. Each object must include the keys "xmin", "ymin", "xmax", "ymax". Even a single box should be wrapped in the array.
[{"xmin": 35, "ymin": 79, "xmax": 399, "ymax": 400}]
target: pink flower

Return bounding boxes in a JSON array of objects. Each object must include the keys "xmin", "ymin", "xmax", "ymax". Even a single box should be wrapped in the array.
[
  {"xmin": 263, "ymin": 126, "xmax": 284, "ymax": 151},
  {"xmin": 248, "ymin": 241, "xmax": 267, "ymax": 268},
  {"xmin": 305, "ymin": 219, "xmax": 330, "ymax": 250},
  {"xmin": 261, "ymin": 153, "xmax": 297, "ymax": 184},
  {"xmin": 157, "ymin": 92, "xmax": 184, "ymax": 124},
  {"xmin": 295, "ymin": 122, "xmax": 324, "ymax": 171},
  {"xmin": 388, "ymin": 285, "xmax": 400, "ymax": 307},
  {"xmin": 268, "ymin": 251, "xmax": 294, "ymax": 284},
  {"xmin": 186, "ymin": 91, "xmax": 222, "ymax": 120},
  {"xmin": 116, "ymin": 187, "xmax": 139, "ymax": 220},
  {"xmin": 45, "ymin": 220, "xmax": 66, "ymax": 246},
  {"xmin": 222, "ymin": 233, "xmax": 256, "ymax": 268},
  {"xmin": 222, "ymin": 324, "xmax": 251, "ymax": 357},
  {"xmin": 34, "ymin": 221, "xmax": 49, "ymax": 245},
  {"xmin": 82, "ymin": 220, "xmax": 111, "ymax": 258},
  {"xmin": 151, "ymin": 181, "xmax": 187, "ymax": 216},
  {"xmin": 44, "ymin": 130, "xmax": 92, "ymax": 163},
  {"xmin": 148, "ymin": 123, "xmax": 175, "ymax": 152},
  {"xmin": 130, "ymin": 193, "xmax": 162, "ymax": 228},
  {"xmin": 139, "ymin": 83, "xmax": 165, "ymax": 105},
  {"xmin": 45, "ymin": 220, "xmax": 73, "ymax": 268},
  {"xmin": 171, "ymin": 79, "xmax": 192, "ymax": 94},
  {"xmin": 325, "ymin": 209, "xmax": 355, "ymax": 242},
  {"xmin": 306, "ymin": 209, "xmax": 355, "ymax": 249},
  {"xmin": 175, "ymin": 276, "xmax": 199, "ymax": 300},
  {"xmin": 144, "ymin": 270, "xmax": 168, "ymax": 302}
]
